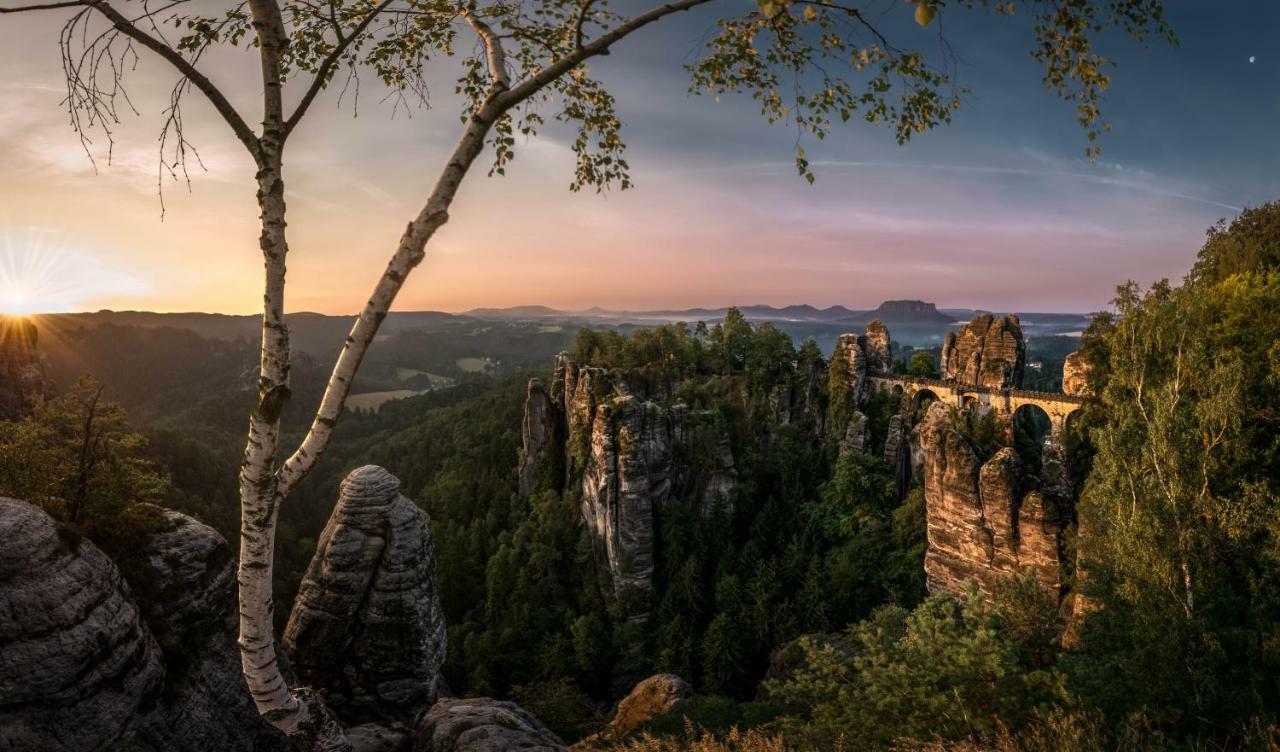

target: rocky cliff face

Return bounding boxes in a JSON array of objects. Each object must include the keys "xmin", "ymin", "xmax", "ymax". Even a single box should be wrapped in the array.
[
  {"xmin": 0, "ymin": 497, "xmax": 286, "ymax": 752},
  {"xmin": 0, "ymin": 316, "xmax": 45, "ymax": 420},
  {"xmin": 580, "ymin": 396, "xmax": 673, "ymax": 594},
  {"xmin": 940, "ymin": 314, "xmax": 1025, "ymax": 388},
  {"xmin": 519, "ymin": 378, "xmax": 563, "ymax": 497},
  {"xmin": 915, "ymin": 404, "xmax": 1067, "ymax": 598},
  {"xmin": 863, "ymin": 319, "xmax": 893, "ymax": 373},
  {"xmin": 520, "ymin": 354, "xmax": 748, "ymax": 597},
  {"xmin": 1061, "ymin": 350, "xmax": 1092, "ymax": 396},
  {"xmin": 284, "ymin": 466, "xmax": 447, "ymax": 722}
]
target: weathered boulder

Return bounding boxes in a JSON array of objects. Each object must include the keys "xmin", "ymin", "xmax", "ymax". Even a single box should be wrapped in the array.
[
  {"xmin": 414, "ymin": 698, "xmax": 566, "ymax": 752},
  {"xmin": 519, "ymin": 378, "xmax": 563, "ymax": 497},
  {"xmin": 0, "ymin": 498, "xmax": 285, "ymax": 752},
  {"xmin": 940, "ymin": 314, "xmax": 1025, "ymax": 389},
  {"xmin": 917, "ymin": 404, "xmax": 1066, "ymax": 598},
  {"xmin": 575, "ymin": 674, "xmax": 693, "ymax": 748},
  {"xmin": 122, "ymin": 508, "xmax": 288, "ymax": 752},
  {"xmin": 284, "ymin": 466, "xmax": 447, "ymax": 721},
  {"xmin": 1061, "ymin": 351, "xmax": 1092, "ymax": 397},
  {"xmin": 122, "ymin": 506, "xmax": 237, "ymax": 650},
  {"xmin": 0, "ymin": 497, "xmax": 165, "ymax": 752},
  {"xmin": 0, "ymin": 316, "xmax": 44, "ymax": 420},
  {"xmin": 348, "ymin": 722, "xmax": 412, "ymax": 752}
]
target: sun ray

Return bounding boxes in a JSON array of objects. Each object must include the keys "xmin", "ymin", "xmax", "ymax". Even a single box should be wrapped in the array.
[{"xmin": 0, "ymin": 229, "xmax": 146, "ymax": 314}]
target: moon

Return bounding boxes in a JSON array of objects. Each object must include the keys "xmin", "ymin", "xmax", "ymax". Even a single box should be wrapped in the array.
[{"xmin": 1249, "ymin": 56, "xmax": 1256, "ymax": 63}]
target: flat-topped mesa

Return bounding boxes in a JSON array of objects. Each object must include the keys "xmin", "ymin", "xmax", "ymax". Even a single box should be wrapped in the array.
[
  {"xmin": 284, "ymin": 465, "xmax": 447, "ymax": 721},
  {"xmin": 0, "ymin": 316, "xmax": 45, "ymax": 420},
  {"xmin": 940, "ymin": 313, "xmax": 1026, "ymax": 389}
]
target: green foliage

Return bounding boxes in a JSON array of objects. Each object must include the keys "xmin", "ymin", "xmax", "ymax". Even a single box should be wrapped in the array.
[
  {"xmin": 1067, "ymin": 204, "xmax": 1280, "ymax": 737},
  {"xmin": 907, "ymin": 350, "xmax": 937, "ymax": 378},
  {"xmin": 1191, "ymin": 200, "xmax": 1280, "ymax": 286},
  {"xmin": 768, "ymin": 589, "xmax": 1067, "ymax": 749},
  {"xmin": 633, "ymin": 696, "xmax": 784, "ymax": 740},
  {"xmin": 0, "ymin": 376, "xmax": 170, "ymax": 545}
]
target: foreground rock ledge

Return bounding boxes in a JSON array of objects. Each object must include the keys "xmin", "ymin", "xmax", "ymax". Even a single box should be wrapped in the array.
[{"xmin": 415, "ymin": 697, "xmax": 567, "ymax": 752}]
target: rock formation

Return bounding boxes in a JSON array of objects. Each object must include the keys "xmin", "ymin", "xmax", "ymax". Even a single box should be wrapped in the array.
[
  {"xmin": 1061, "ymin": 350, "xmax": 1092, "ymax": 397},
  {"xmin": 521, "ymin": 354, "xmax": 748, "ymax": 597},
  {"xmin": 0, "ymin": 497, "xmax": 286, "ymax": 752},
  {"xmin": 414, "ymin": 698, "xmax": 566, "ymax": 752},
  {"xmin": 940, "ymin": 314, "xmax": 1026, "ymax": 388},
  {"xmin": 580, "ymin": 396, "xmax": 673, "ymax": 594},
  {"xmin": 839, "ymin": 410, "xmax": 870, "ymax": 457},
  {"xmin": 0, "ymin": 316, "xmax": 44, "ymax": 420},
  {"xmin": 864, "ymin": 319, "xmax": 893, "ymax": 372},
  {"xmin": 0, "ymin": 497, "xmax": 166, "ymax": 752},
  {"xmin": 284, "ymin": 466, "xmax": 447, "ymax": 721},
  {"xmin": 831, "ymin": 332, "xmax": 871, "ymax": 406},
  {"xmin": 916, "ymin": 403, "xmax": 1067, "ymax": 598},
  {"xmin": 883, "ymin": 413, "xmax": 912, "ymax": 498},
  {"xmin": 574, "ymin": 674, "xmax": 693, "ymax": 748},
  {"xmin": 519, "ymin": 378, "xmax": 563, "ymax": 497}
]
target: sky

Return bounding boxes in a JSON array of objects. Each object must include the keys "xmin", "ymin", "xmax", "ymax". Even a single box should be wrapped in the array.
[{"xmin": 0, "ymin": 1, "xmax": 1277, "ymax": 315}]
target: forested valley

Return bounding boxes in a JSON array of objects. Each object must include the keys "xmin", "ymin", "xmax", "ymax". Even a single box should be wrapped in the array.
[{"xmin": 3, "ymin": 204, "xmax": 1280, "ymax": 750}]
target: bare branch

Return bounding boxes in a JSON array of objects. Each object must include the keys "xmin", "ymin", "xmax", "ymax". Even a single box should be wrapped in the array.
[
  {"xmin": 0, "ymin": 0, "xmax": 87, "ymax": 12},
  {"xmin": 283, "ymin": 0, "xmax": 396, "ymax": 140},
  {"xmin": 84, "ymin": 0, "xmax": 263, "ymax": 159}
]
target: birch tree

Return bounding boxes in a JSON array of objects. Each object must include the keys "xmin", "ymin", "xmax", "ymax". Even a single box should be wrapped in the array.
[{"xmin": 1, "ymin": 0, "xmax": 1171, "ymax": 747}]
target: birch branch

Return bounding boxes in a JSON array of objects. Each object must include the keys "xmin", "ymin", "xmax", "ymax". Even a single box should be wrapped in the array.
[{"xmin": 276, "ymin": 0, "xmax": 716, "ymax": 496}]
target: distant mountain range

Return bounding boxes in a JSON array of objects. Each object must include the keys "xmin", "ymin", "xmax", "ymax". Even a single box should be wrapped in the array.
[
  {"xmin": 40, "ymin": 300, "xmax": 1089, "ymax": 356},
  {"xmin": 463, "ymin": 299, "xmax": 959, "ymax": 324}
]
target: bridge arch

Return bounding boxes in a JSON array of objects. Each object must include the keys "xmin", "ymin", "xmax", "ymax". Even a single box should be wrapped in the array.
[{"xmin": 910, "ymin": 387, "xmax": 941, "ymax": 422}]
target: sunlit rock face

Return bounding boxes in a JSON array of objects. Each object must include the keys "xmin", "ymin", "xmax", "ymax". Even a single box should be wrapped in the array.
[
  {"xmin": 940, "ymin": 313, "xmax": 1026, "ymax": 389},
  {"xmin": 284, "ymin": 466, "xmax": 447, "ymax": 722},
  {"xmin": 1061, "ymin": 350, "xmax": 1092, "ymax": 396},
  {"xmin": 574, "ymin": 673, "xmax": 693, "ymax": 749},
  {"xmin": 0, "ymin": 317, "xmax": 45, "ymax": 420},
  {"xmin": 915, "ymin": 404, "xmax": 1067, "ymax": 598},
  {"xmin": 864, "ymin": 319, "xmax": 894, "ymax": 373},
  {"xmin": 414, "ymin": 697, "xmax": 566, "ymax": 752},
  {"xmin": 0, "ymin": 498, "xmax": 286, "ymax": 752}
]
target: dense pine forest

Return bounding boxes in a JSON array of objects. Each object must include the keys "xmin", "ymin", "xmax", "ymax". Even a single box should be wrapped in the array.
[{"xmin": 3, "ymin": 204, "xmax": 1279, "ymax": 749}]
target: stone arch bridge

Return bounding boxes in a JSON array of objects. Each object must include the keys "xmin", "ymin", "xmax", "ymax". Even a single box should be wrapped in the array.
[{"xmin": 868, "ymin": 372, "xmax": 1085, "ymax": 434}]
